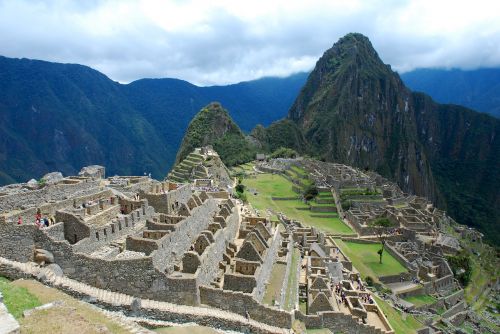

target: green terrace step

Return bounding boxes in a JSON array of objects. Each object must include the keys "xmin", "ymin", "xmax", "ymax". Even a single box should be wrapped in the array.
[
  {"xmin": 181, "ymin": 160, "xmax": 197, "ymax": 168},
  {"xmin": 176, "ymin": 165, "xmax": 191, "ymax": 173},
  {"xmin": 171, "ymin": 170, "xmax": 188, "ymax": 179},
  {"xmin": 187, "ymin": 153, "xmax": 204, "ymax": 161},
  {"xmin": 168, "ymin": 174, "xmax": 186, "ymax": 183},
  {"xmin": 194, "ymin": 171, "xmax": 208, "ymax": 178},
  {"xmin": 186, "ymin": 155, "xmax": 203, "ymax": 162}
]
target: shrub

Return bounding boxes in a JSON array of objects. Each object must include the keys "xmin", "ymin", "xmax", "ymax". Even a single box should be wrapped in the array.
[
  {"xmin": 235, "ymin": 183, "xmax": 245, "ymax": 193},
  {"xmin": 235, "ymin": 191, "xmax": 248, "ymax": 203},
  {"xmin": 303, "ymin": 185, "xmax": 318, "ymax": 201},
  {"xmin": 365, "ymin": 276, "xmax": 374, "ymax": 286}
]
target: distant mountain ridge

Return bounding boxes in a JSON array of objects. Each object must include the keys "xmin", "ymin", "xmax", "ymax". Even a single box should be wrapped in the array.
[
  {"xmin": 401, "ymin": 68, "xmax": 500, "ymax": 118},
  {"xmin": 0, "ymin": 55, "xmax": 307, "ymax": 184}
]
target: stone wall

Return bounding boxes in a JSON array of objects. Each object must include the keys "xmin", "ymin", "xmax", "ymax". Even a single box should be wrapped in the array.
[
  {"xmin": 384, "ymin": 243, "xmax": 417, "ymax": 272},
  {"xmin": 2, "ymin": 189, "xmax": 113, "ymax": 226},
  {"xmin": 70, "ymin": 205, "xmax": 153, "ymax": 255},
  {"xmin": 0, "ymin": 259, "xmax": 282, "ymax": 334},
  {"xmin": 207, "ymin": 192, "xmax": 229, "ymax": 199},
  {"xmin": 441, "ymin": 300, "xmax": 466, "ymax": 319},
  {"xmin": 199, "ymin": 286, "xmax": 293, "ymax": 328},
  {"xmin": 43, "ymin": 222, "xmax": 65, "ymax": 241},
  {"xmin": 154, "ymin": 199, "xmax": 218, "ymax": 273},
  {"xmin": 195, "ymin": 208, "xmax": 239, "ymax": 285},
  {"xmin": 0, "ymin": 179, "xmax": 100, "ymax": 212},
  {"xmin": 222, "ymin": 274, "xmax": 257, "ymax": 293},
  {"xmin": 295, "ymin": 310, "xmax": 387, "ymax": 334},
  {"xmin": 0, "ymin": 224, "xmax": 36, "ymax": 262},
  {"xmin": 279, "ymin": 238, "xmax": 294, "ymax": 308},
  {"xmin": 443, "ymin": 289, "xmax": 464, "ymax": 307},
  {"xmin": 143, "ymin": 184, "xmax": 192, "ymax": 214},
  {"xmin": 253, "ymin": 227, "xmax": 282, "ymax": 302},
  {"xmin": 0, "ymin": 219, "xmax": 203, "ymax": 305}
]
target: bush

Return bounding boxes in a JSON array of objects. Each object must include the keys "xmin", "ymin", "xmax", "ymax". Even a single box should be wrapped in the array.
[
  {"xmin": 235, "ymin": 191, "xmax": 248, "ymax": 203},
  {"xmin": 235, "ymin": 183, "xmax": 245, "ymax": 193},
  {"xmin": 365, "ymin": 276, "xmax": 374, "ymax": 286},
  {"xmin": 303, "ymin": 185, "xmax": 318, "ymax": 201}
]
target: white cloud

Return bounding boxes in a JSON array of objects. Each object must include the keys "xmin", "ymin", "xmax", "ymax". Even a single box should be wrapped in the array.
[{"xmin": 0, "ymin": 0, "xmax": 499, "ymax": 85}]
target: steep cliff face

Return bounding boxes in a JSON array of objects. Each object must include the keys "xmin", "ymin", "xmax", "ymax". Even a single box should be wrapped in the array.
[
  {"xmin": 289, "ymin": 33, "xmax": 435, "ymax": 198},
  {"xmin": 175, "ymin": 102, "xmax": 256, "ymax": 167},
  {"xmin": 288, "ymin": 33, "xmax": 499, "ymax": 243}
]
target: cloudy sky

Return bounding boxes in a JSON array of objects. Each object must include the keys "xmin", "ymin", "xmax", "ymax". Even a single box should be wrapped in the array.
[{"xmin": 1, "ymin": 0, "xmax": 499, "ymax": 85}]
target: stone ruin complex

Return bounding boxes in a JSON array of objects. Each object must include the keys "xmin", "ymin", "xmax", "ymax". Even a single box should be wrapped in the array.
[{"xmin": 0, "ymin": 148, "xmax": 486, "ymax": 333}]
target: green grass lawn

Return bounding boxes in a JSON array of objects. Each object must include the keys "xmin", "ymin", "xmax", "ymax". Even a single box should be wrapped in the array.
[
  {"xmin": 335, "ymin": 239, "xmax": 408, "ymax": 279},
  {"xmin": 244, "ymin": 173, "xmax": 298, "ymax": 198},
  {"xmin": 403, "ymin": 294, "xmax": 437, "ymax": 307},
  {"xmin": 263, "ymin": 263, "xmax": 286, "ymax": 306},
  {"xmin": 284, "ymin": 248, "xmax": 300, "ymax": 310},
  {"xmin": 243, "ymin": 174, "xmax": 353, "ymax": 234},
  {"xmin": 318, "ymin": 191, "xmax": 333, "ymax": 198},
  {"xmin": 0, "ymin": 277, "xmax": 41, "ymax": 319},
  {"xmin": 374, "ymin": 295, "xmax": 423, "ymax": 334}
]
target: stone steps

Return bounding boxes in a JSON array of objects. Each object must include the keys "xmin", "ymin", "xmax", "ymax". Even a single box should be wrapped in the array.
[{"xmin": 0, "ymin": 256, "xmax": 288, "ymax": 334}]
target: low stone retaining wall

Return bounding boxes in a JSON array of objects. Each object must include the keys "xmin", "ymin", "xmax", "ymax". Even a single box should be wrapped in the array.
[
  {"xmin": 199, "ymin": 286, "xmax": 293, "ymax": 329},
  {"xmin": 310, "ymin": 214, "xmax": 338, "ymax": 218},
  {"xmin": 441, "ymin": 300, "xmax": 466, "ymax": 319},
  {"xmin": 310, "ymin": 206, "xmax": 337, "ymax": 213},
  {"xmin": 294, "ymin": 310, "xmax": 390, "ymax": 334},
  {"xmin": 378, "ymin": 272, "xmax": 414, "ymax": 285},
  {"xmin": 0, "ymin": 258, "xmax": 287, "ymax": 334}
]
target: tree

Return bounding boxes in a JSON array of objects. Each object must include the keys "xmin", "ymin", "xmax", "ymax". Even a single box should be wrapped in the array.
[{"xmin": 370, "ymin": 217, "xmax": 393, "ymax": 264}]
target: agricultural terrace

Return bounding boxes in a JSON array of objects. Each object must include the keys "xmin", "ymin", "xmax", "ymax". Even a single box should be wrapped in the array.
[
  {"xmin": 241, "ymin": 172, "xmax": 353, "ymax": 235},
  {"xmin": 334, "ymin": 239, "xmax": 408, "ymax": 279}
]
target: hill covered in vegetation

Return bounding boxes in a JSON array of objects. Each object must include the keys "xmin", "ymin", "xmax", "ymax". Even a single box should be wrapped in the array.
[
  {"xmin": 0, "ymin": 55, "xmax": 306, "ymax": 183},
  {"xmin": 175, "ymin": 102, "xmax": 256, "ymax": 167},
  {"xmin": 401, "ymin": 68, "xmax": 500, "ymax": 118}
]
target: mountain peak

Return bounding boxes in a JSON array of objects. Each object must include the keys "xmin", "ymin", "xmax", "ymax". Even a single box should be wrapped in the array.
[
  {"xmin": 174, "ymin": 102, "xmax": 256, "ymax": 167},
  {"xmin": 288, "ymin": 33, "xmax": 395, "ymax": 122}
]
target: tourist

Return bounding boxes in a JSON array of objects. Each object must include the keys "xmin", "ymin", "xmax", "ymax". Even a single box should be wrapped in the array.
[{"xmin": 17, "ymin": 216, "xmax": 22, "ymax": 225}]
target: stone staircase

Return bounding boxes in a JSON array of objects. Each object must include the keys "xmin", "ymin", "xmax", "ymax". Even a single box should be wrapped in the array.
[{"xmin": 0, "ymin": 256, "xmax": 289, "ymax": 334}]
